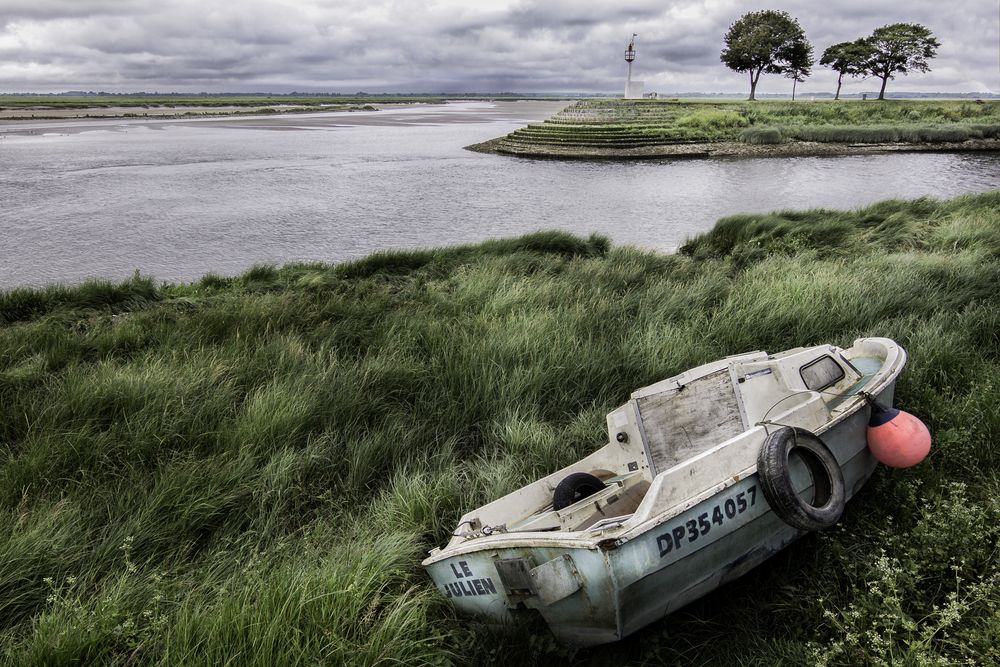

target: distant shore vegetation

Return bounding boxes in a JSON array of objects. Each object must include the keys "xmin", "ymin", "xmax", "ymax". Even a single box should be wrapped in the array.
[
  {"xmin": 2, "ymin": 191, "xmax": 1000, "ymax": 664},
  {"xmin": 472, "ymin": 98, "xmax": 1000, "ymax": 158},
  {"xmin": 0, "ymin": 94, "xmax": 492, "ymax": 109},
  {"xmin": 0, "ymin": 93, "xmax": 571, "ymax": 119}
]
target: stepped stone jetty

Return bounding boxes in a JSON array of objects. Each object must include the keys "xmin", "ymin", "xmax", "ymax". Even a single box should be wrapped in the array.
[{"xmin": 468, "ymin": 99, "xmax": 1000, "ymax": 160}]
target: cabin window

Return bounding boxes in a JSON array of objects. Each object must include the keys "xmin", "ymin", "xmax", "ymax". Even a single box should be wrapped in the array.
[{"xmin": 800, "ymin": 355, "xmax": 845, "ymax": 392}]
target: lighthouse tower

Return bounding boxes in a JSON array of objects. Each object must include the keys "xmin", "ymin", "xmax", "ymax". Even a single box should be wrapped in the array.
[{"xmin": 624, "ymin": 34, "xmax": 644, "ymax": 99}]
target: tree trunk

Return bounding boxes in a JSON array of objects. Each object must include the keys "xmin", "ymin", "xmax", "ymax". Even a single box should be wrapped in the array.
[
  {"xmin": 748, "ymin": 70, "xmax": 758, "ymax": 101},
  {"xmin": 834, "ymin": 72, "xmax": 842, "ymax": 101},
  {"xmin": 878, "ymin": 74, "xmax": 889, "ymax": 100},
  {"xmin": 792, "ymin": 78, "xmax": 797, "ymax": 101}
]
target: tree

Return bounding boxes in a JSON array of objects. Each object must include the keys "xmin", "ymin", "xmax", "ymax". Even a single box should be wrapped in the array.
[
  {"xmin": 721, "ymin": 10, "xmax": 813, "ymax": 101},
  {"xmin": 864, "ymin": 23, "xmax": 939, "ymax": 100},
  {"xmin": 820, "ymin": 39, "xmax": 871, "ymax": 100},
  {"xmin": 784, "ymin": 40, "xmax": 813, "ymax": 101}
]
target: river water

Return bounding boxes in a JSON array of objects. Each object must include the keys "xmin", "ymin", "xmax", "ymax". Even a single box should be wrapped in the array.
[{"xmin": 2, "ymin": 101, "xmax": 998, "ymax": 288}]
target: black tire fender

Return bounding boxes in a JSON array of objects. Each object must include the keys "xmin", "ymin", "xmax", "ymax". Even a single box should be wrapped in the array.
[
  {"xmin": 553, "ymin": 472, "xmax": 605, "ymax": 511},
  {"xmin": 757, "ymin": 427, "xmax": 846, "ymax": 531}
]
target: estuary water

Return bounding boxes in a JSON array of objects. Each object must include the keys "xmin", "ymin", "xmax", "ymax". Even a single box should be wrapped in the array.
[{"xmin": 2, "ymin": 101, "xmax": 999, "ymax": 288}]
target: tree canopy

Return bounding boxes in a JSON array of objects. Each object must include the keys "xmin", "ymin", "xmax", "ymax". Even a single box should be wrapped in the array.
[
  {"xmin": 820, "ymin": 39, "xmax": 871, "ymax": 100},
  {"xmin": 864, "ymin": 23, "xmax": 940, "ymax": 99},
  {"xmin": 783, "ymin": 39, "xmax": 813, "ymax": 100},
  {"xmin": 721, "ymin": 10, "xmax": 813, "ymax": 101}
]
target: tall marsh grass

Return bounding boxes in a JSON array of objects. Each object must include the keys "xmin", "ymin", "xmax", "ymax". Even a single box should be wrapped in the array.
[
  {"xmin": 738, "ymin": 124, "xmax": 1000, "ymax": 145},
  {"xmin": 2, "ymin": 194, "xmax": 1000, "ymax": 664},
  {"xmin": 783, "ymin": 124, "xmax": 1000, "ymax": 144}
]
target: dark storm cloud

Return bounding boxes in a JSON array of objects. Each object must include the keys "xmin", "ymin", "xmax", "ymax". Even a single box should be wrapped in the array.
[
  {"xmin": 0, "ymin": 1, "xmax": 995, "ymax": 93},
  {"xmin": 2, "ymin": 0, "xmax": 144, "ymax": 22},
  {"xmin": 506, "ymin": 0, "xmax": 665, "ymax": 31}
]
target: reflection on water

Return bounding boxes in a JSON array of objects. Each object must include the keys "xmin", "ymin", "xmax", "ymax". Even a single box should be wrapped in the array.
[{"xmin": 2, "ymin": 102, "xmax": 999, "ymax": 288}]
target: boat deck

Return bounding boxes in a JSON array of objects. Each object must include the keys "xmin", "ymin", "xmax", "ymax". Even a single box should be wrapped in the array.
[{"xmin": 508, "ymin": 471, "xmax": 649, "ymax": 533}]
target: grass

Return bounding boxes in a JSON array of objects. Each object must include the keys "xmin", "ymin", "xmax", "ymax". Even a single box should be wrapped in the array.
[
  {"xmin": 0, "ymin": 95, "xmax": 430, "ymax": 109},
  {"xmin": 0, "ymin": 94, "xmax": 564, "ymax": 120},
  {"xmin": 2, "ymin": 193, "xmax": 1000, "ymax": 664},
  {"xmin": 480, "ymin": 99, "xmax": 1000, "ymax": 155},
  {"xmin": 0, "ymin": 94, "xmax": 560, "ymax": 111},
  {"xmin": 743, "ymin": 124, "xmax": 1000, "ymax": 145}
]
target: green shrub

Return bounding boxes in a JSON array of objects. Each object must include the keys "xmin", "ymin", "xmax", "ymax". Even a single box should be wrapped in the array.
[
  {"xmin": 240, "ymin": 264, "xmax": 279, "ymax": 283},
  {"xmin": 785, "ymin": 125, "xmax": 901, "ymax": 143},
  {"xmin": 968, "ymin": 124, "xmax": 1000, "ymax": 139},
  {"xmin": 739, "ymin": 127, "xmax": 783, "ymax": 144},
  {"xmin": 783, "ymin": 125, "xmax": 981, "ymax": 144},
  {"xmin": 895, "ymin": 126, "xmax": 972, "ymax": 143},
  {"xmin": 809, "ymin": 482, "xmax": 1000, "ymax": 665},
  {"xmin": 199, "ymin": 272, "xmax": 231, "ymax": 289}
]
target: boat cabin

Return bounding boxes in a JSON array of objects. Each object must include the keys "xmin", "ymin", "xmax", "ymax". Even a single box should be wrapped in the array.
[{"xmin": 443, "ymin": 344, "xmax": 875, "ymax": 548}]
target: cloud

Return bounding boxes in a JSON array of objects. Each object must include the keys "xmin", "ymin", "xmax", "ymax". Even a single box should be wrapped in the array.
[{"xmin": 0, "ymin": 0, "xmax": 995, "ymax": 93}]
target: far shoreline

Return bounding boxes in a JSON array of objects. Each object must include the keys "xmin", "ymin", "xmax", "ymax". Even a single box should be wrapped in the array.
[
  {"xmin": 0, "ymin": 94, "xmax": 575, "ymax": 122},
  {"xmin": 0, "ymin": 100, "xmax": 571, "ymax": 137},
  {"xmin": 467, "ymin": 136, "xmax": 1000, "ymax": 160},
  {"xmin": 0, "ymin": 103, "xmax": 390, "ymax": 122}
]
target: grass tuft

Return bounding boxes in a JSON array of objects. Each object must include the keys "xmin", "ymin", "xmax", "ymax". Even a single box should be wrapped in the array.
[
  {"xmin": 739, "ymin": 127, "xmax": 784, "ymax": 144},
  {"xmin": 0, "ymin": 274, "xmax": 160, "ymax": 326}
]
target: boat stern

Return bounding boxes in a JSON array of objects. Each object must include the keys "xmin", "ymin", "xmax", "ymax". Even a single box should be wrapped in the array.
[
  {"xmin": 423, "ymin": 543, "xmax": 623, "ymax": 646},
  {"xmin": 424, "ymin": 553, "xmax": 511, "ymax": 622}
]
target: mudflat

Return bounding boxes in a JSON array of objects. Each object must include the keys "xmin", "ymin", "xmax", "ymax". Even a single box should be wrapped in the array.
[{"xmin": 0, "ymin": 100, "xmax": 569, "ymax": 136}]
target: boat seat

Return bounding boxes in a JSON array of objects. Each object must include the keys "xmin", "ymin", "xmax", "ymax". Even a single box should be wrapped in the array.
[{"xmin": 508, "ymin": 472, "xmax": 649, "ymax": 533}]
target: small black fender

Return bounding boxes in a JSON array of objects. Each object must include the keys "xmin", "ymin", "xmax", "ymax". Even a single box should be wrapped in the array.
[
  {"xmin": 757, "ymin": 427, "xmax": 846, "ymax": 531},
  {"xmin": 553, "ymin": 472, "xmax": 605, "ymax": 511}
]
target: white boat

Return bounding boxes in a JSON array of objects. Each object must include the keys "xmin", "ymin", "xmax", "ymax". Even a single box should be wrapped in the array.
[{"xmin": 422, "ymin": 337, "xmax": 908, "ymax": 646}]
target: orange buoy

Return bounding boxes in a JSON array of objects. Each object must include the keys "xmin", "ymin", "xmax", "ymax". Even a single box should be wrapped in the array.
[{"xmin": 866, "ymin": 403, "xmax": 931, "ymax": 468}]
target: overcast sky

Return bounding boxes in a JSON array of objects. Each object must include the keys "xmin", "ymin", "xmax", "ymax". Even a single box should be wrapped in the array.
[{"xmin": 1, "ymin": 0, "xmax": 997, "ymax": 95}]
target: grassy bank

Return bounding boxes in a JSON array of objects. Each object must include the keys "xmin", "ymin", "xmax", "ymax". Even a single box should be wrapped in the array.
[
  {"xmin": 473, "ymin": 99, "xmax": 1000, "ymax": 158},
  {"xmin": 0, "ymin": 95, "xmax": 422, "ymax": 120},
  {"xmin": 0, "ymin": 94, "xmax": 568, "ymax": 120},
  {"xmin": 3, "ymin": 191, "xmax": 1000, "ymax": 664},
  {"xmin": 0, "ymin": 94, "xmax": 506, "ymax": 109}
]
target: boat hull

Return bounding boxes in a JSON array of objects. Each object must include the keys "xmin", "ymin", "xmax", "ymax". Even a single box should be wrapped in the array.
[{"xmin": 425, "ymin": 383, "xmax": 890, "ymax": 646}]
